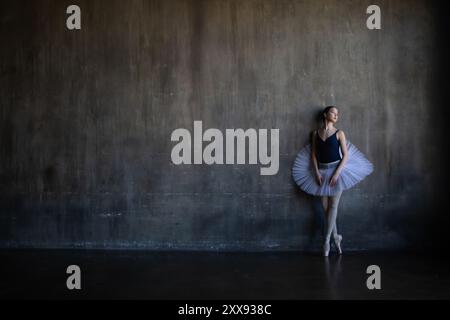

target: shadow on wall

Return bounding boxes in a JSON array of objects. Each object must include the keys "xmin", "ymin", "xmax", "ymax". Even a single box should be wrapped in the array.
[{"xmin": 292, "ymin": 113, "xmax": 328, "ymax": 251}]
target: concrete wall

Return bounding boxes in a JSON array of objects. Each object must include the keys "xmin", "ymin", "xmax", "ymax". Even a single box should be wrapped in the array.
[{"xmin": 0, "ymin": 0, "xmax": 447, "ymax": 251}]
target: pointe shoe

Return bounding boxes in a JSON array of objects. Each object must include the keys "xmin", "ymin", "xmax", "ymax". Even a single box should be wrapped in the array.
[
  {"xmin": 323, "ymin": 241, "xmax": 330, "ymax": 257},
  {"xmin": 334, "ymin": 234, "xmax": 343, "ymax": 255}
]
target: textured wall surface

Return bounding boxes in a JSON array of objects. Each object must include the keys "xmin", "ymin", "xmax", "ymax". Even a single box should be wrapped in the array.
[{"xmin": 0, "ymin": 0, "xmax": 447, "ymax": 251}]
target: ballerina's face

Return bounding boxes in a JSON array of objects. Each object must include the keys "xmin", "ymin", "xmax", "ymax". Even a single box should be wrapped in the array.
[{"xmin": 325, "ymin": 108, "xmax": 339, "ymax": 123}]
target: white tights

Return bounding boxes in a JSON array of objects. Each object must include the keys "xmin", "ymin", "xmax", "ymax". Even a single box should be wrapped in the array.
[{"xmin": 321, "ymin": 191, "xmax": 343, "ymax": 242}]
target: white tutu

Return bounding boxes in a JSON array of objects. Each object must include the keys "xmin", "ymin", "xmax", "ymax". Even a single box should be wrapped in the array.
[{"xmin": 292, "ymin": 141, "xmax": 374, "ymax": 196}]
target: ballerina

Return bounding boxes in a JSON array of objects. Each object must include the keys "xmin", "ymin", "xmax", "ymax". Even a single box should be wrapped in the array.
[{"xmin": 292, "ymin": 106, "xmax": 374, "ymax": 256}]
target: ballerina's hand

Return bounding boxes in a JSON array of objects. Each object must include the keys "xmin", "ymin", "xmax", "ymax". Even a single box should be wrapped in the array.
[
  {"xmin": 330, "ymin": 173, "xmax": 340, "ymax": 187},
  {"xmin": 315, "ymin": 172, "xmax": 323, "ymax": 186}
]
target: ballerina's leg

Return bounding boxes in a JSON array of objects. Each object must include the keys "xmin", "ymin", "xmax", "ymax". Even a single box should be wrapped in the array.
[{"xmin": 325, "ymin": 191, "xmax": 343, "ymax": 242}]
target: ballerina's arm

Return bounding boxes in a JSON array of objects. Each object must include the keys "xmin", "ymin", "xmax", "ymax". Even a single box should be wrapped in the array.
[{"xmin": 331, "ymin": 130, "xmax": 349, "ymax": 182}]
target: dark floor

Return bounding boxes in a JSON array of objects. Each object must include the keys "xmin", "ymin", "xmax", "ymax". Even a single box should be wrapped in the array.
[{"xmin": 0, "ymin": 249, "xmax": 449, "ymax": 300}]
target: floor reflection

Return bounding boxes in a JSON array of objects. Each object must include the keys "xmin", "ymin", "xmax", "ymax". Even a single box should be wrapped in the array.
[{"xmin": 324, "ymin": 255, "xmax": 343, "ymax": 299}]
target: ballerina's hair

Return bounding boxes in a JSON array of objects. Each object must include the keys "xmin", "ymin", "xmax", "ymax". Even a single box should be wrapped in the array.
[{"xmin": 317, "ymin": 106, "xmax": 338, "ymax": 122}]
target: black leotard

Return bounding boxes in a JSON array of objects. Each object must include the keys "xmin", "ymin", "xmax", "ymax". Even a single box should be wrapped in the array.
[{"xmin": 315, "ymin": 129, "xmax": 342, "ymax": 163}]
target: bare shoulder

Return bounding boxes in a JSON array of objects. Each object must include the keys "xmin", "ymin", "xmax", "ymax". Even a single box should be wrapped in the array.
[{"xmin": 337, "ymin": 129, "xmax": 346, "ymax": 140}]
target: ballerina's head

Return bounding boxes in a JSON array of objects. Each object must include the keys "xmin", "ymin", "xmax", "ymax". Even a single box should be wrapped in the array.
[{"xmin": 322, "ymin": 106, "xmax": 339, "ymax": 125}]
